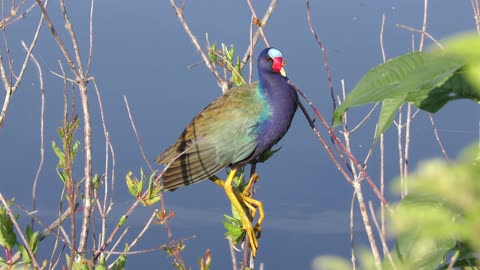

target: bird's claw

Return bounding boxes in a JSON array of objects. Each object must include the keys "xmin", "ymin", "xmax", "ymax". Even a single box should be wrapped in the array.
[
  {"xmin": 242, "ymin": 173, "xmax": 259, "ymax": 197},
  {"xmin": 244, "ymin": 223, "xmax": 259, "ymax": 257},
  {"xmin": 254, "ymin": 223, "xmax": 262, "ymax": 239}
]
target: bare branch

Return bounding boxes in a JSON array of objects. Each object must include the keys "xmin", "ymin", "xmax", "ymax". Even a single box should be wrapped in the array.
[
  {"xmin": 20, "ymin": 41, "xmax": 45, "ymax": 230},
  {"xmin": 419, "ymin": 0, "xmax": 428, "ymax": 51},
  {"xmin": 368, "ymin": 201, "xmax": 397, "ymax": 270},
  {"xmin": 306, "ymin": 0, "xmax": 336, "ymax": 114},
  {"xmin": 471, "ymin": 0, "xmax": 480, "ymax": 32},
  {"xmin": 353, "ymin": 182, "xmax": 381, "ymax": 269},
  {"xmin": 123, "ymin": 96, "xmax": 154, "ymax": 172},
  {"xmin": 246, "ymin": 0, "xmax": 269, "ymax": 47},
  {"xmin": 396, "ymin": 24, "xmax": 444, "ymax": 49},
  {"xmin": 238, "ymin": 0, "xmax": 278, "ymax": 73},
  {"xmin": 428, "ymin": 113, "xmax": 449, "ymax": 160},
  {"xmin": 169, "ymin": 0, "xmax": 228, "ymax": 92},
  {"xmin": 290, "ymin": 80, "xmax": 390, "ymax": 206}
]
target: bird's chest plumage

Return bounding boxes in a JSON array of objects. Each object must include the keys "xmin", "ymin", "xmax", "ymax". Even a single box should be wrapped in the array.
[{"xmin": 253, "ymin": 81, "xmax": 298, "ymax": 157}]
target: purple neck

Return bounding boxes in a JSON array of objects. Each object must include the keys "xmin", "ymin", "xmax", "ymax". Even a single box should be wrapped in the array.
[{"xmin": 254, "ymin": 72, "xmax": 298, "ymax": 158}]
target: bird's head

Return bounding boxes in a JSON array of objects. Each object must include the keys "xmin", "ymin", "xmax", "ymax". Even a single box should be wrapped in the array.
[{"xmin": 258, "ymin": 47, "xmax": 287, "ymax": 77}]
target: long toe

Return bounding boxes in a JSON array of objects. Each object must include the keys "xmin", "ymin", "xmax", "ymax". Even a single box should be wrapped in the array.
[{"xmin": 244, "ymin": 223, "xmax": 258, "ymax": 257}]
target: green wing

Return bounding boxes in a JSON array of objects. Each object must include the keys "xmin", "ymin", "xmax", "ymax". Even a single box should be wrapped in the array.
[{"xmin": 156, "ymin": 82, "xmax": 264, "ymax": 190}]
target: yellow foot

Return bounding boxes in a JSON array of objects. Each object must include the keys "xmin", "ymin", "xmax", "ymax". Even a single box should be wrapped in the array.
[
  {"xmin": 209, "ymin": 169, "xmax": 264, "ymax": 257},
  {"xmin": 242, "ymin": 194, "xmax": 264, "ymax": 239},
  {"xmin": 242, "ymin": 173, "xmax": 259, "ymax": 196}
]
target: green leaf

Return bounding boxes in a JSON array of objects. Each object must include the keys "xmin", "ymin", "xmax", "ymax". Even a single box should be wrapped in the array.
[
  {"xmin": 72, "ymin": 140, "xmax": 81, "ymax": 160},
  {"xmin": 223, "ymin": 214, "xmax": 244, "ymax": 244},
  {"xmin": 95, "ymin": 253, "xmax": 108, "ymax": 270},
  {"xmin": 56, "ymin": 167, "xmax": 67, "ymax": 184},
  {"xmin": 375, "ymin": 94, "xmax": 406, "ymax": 140},
  {"xmin": 118, "ymin": 215, "xmax": 127, "ymax": 227},
  {"xmin": 311, "ymin": 255, "xmax": 352, "ymax": 270},
  {"xmin": 143, "ymin": 170, "xmax": 161, "ymax": 206},
  {"xmin": 257, "ymin": 147, "xmax": 282, "ymax": 163},
  {"xmin": 232, "ymin": 56, "xmax": 244, "ymax": 86},
  {"xmin": 208, "ymin": 43, "xmax": 217, "ymax": 63},
  {"xmin": 441, "ymin": 33, "xmax": 480, "ymax": 96},
  {"xmin": 125, "ymin": 171, "xmax": 142, "ymax": 198},
  {"xmin": 333, "ymin": 52, "xmax": 428, "ymax": 126},
  {"xmin": 52, "ymin": 141, "xmax": 66, "ymax": 167},
  {"xmin": 387, "ymin": 144, "xmax": 480, "ymax": 268},
  {"xmin": 111, "ymin": 244, "xmax": 129, "ymax": 270},
  {"xmin": 334, "ymin": 51, "xmax": 470, "ymax": 138},
  {"xmin": 402, "ymin": 54, "xmax": 465, "ymax": 111},
  {"xmin": 18, "ymin": 225, "xmax": 40, "ymax": 265},
  {"xmin": 227, "ymin": 45, "xmax": 234, "ymax": 63},
  {"xmin": 93, "ymin": 173, "xmax": 101, "ymax": 190},
  {"xmin": 0, "ymin": 206, "xmax": 17, "ymax": 251}
]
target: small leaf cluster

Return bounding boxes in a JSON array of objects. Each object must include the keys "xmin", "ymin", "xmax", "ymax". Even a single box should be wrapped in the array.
[
  {"xmin": 125, "ymin": 169, "xmax": 162, "ymax": 206},
  {"xmin": 0, "ymin": 204, "xmax": 40, "ymax": 268},
  {"xmin": 208, "ymin": 43, "xmax": 245, "ymax": 86},
  {"xmin": 198, "ymin": 249, "xmax": 212, "ymax": 270},
  {"xmin": 52, "ymin": 116, "xmax": 81, "ymax": 185}
]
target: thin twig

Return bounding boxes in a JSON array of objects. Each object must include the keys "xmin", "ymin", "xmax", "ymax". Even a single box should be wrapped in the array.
[
  {"xmin": 123, "ymin": 96, "xmax": 154, "ymax": 178},
  {"xmin": 169, "ymin": 0, "xmax": 228, "ymax": 92},
  {"xmin": 21, "ymin": 42, "xmax": 44, "ymax": 231},
  {"xmin": 34, "ymin": 0, "xmax": 79, "ymax": 77},
  {"xmin": 229, "ymin": 238, "xmax": 239, "ymax": 270},
  {"xmin": 246, "ymin": 0, "xmax": 269, "ymax": 47},
  {"xmin": 396, "ymin": 24, "xmax": 444, "ymax": 49},
  {"xmin": 350, "ymin": 103, "xmax": 379, "ymax": 134},
  {"xmin": 379, "ymin": 12, "xmax": 387, "ymax": 253},
  {"xmin": 107, "ymin": 227, "xmax": 129, "ymax": 261},
  {"xmin": 59, "ymin": 0, "xmax": 84, "ymax": 76},
  {"xmin": 85, "ymin": 0, "xmax": 94, "ymax": 76},
  {"xmin": 95, "ymin": 101, "xmax": 198, "ymax": 267},
  {"xmin": 237, "ymin": 0, "xmax": 278, "ymax": 74},
  {"xmin": 0, "ymin": 0, "xmax": 45, "ymax": 127},
  {"xmin": 352, "ymin": 183, "xmax": 381, "ymax": 269},
  {"xmin": 92, "ymin": 77, "xmax": 116, "ymax": 255},
  {"xmin": 290, "ymin": 80, "xmax": 389, "ymax": 206},
  {"xmin": 9, "ymin": 206, "xmax": 73, "ymax": 264},
  {"xmin": 368, "ymin": 201, "xmax": 397, "ymax": 270},
  {"xmin": 396, "ymin": 106, "xmax": 406, "ymax": 198},
  {"xmin": 471, "ymin": 0, "xmax": 480, "ymax": 32},
  {"xmin": 428, "ymin": 113, "xmax": 449, "ymax": 160},
  {"xmin": 419, "ymin": 0, "xmax": 428, "ymax": 51},
  {"xmin": 126, "ymin": 210, "xmax": 157, "ymax": 254},
  {"xmin": 403, "ymin": 103, "xmax": 412, "ymax": 196},
  {"xmin": 380, "ymin": 14, "xmax": 386, "ymax": 63},
  {"xmin": 306, "ymin": 0, "xmax": 336, "ymax": 114},
  {"xmin": 349, "ymin": 192, "xmax": 356, "ymax": 270},
  {"xmin": 0, "ymin": 193, "xmax": 41, "ymax": 269}
]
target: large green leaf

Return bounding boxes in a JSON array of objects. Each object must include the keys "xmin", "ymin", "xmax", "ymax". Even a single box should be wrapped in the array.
[
  {"xmin": 333, "ymin": 51, "xmax": 428, "ymax": 127},
  {"xmin": 333, "ymin": 50, "xmax": 475, "ymax": 141},
  {"xmin": 334, "ymin": 33, "xmax": 480, "ymax": 140}
]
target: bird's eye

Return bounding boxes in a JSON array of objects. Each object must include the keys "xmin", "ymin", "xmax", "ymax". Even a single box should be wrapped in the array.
[{"xmin": 265, "ymin": 55, "xmax": 272, "ymax": 61}]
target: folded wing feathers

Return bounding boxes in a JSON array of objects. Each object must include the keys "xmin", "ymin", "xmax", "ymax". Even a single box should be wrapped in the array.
[{"xmin": 156, "ymin": 82, "xmax": 262, "ymax": 191}]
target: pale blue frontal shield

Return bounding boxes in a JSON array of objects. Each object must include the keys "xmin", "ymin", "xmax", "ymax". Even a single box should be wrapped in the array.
[{"xmin": 268, "ymin": 48, "xmax": 283, "ymax": 59}]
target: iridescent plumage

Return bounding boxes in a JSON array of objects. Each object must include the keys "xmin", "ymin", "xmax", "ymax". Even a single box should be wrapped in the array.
[{"xmin": 156, "ymin": 48, "xmax": 298, "ymax": 190}]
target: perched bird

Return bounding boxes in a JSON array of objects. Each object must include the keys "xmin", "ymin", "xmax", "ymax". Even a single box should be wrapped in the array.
[{"xmin": 155, "ymin": 47, "xmax": 298, "ymax": 256}]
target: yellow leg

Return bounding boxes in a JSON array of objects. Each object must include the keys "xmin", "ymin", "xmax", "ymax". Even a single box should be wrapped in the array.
[
  {"xmin": 242, "ymin": 173, "xmax": 259, "ymax": 196},
  {"xmin": 239, "ymin": 173, "xmax": 264, "ymax": 238},
  {"xmin": 242, "ymin": 195, "xmax": 264, "ymax": 238},
  {"xmin": 209, "ymin": 169, "xmax": 259, "ymax": 256}
]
